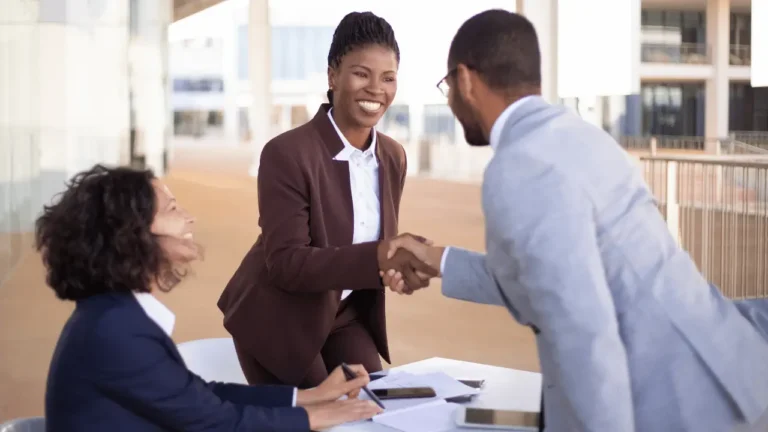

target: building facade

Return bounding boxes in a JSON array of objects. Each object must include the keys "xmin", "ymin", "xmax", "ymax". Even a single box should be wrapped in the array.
[{"xmin": 171, "ymin": 0, "xmax": 765, "ymax": 142}]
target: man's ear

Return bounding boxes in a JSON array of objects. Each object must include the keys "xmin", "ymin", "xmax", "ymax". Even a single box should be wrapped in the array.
[{"xmin": 455, "ymin": 64, "xmax": 475, "ymax": 105}]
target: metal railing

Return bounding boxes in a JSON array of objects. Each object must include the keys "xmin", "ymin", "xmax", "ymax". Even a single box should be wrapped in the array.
[
  {"xmin": 641, "ymin": 155, "xmax": 768, "ymax": 299},
  {"xmin": 619, "ymin": 135, "xmax": 722, "ymax": 152},
  {"xmin": 730, "ymin": 44, "xmax": 751, "ymax": 66},
  {"xmin": 731, "ymin": 131, "xmax": 768, "ymax": 151},
  {"xmin": 720, "ymin": 139, "xmax": 768, "ymax": 156},
  {"xmin": 641, "ymin": 42, "xmax": 710, "ymax": 65}
]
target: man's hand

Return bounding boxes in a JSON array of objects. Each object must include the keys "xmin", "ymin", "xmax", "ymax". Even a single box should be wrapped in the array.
[
  {"xmin": 377, "ymin": 234, "xmax": 438, "ymax": 292},
  {"xmin": 380, "ymin": 235, "xmax": 445, "ymax": 294},
  {"xmin": 304, "ymin": 399, "xmax": 382, "ymax": 430},
  {"xmin": 296, "ymin": 365, "xmax": 370, "ymax": 406}
]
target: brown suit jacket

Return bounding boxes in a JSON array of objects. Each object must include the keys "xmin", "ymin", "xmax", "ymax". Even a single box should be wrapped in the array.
[{"xmin": 217, "ymin": 104, "xmax": 407, "ymax": 385}]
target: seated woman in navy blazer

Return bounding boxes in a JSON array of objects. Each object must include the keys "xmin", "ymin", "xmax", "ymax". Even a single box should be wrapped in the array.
[{"xmin": 39, "ymin": 165, "xmax": 381, "ymax": 431}]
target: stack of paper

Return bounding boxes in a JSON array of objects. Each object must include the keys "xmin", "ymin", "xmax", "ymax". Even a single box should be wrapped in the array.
[{"xmin": 358, "ymin": 372, "xmax": 481, "ymax": 432}]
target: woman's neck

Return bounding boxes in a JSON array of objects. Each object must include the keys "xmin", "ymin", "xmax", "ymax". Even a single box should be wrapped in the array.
[{"xmin": 332, "ymin": 108, "xmax": 372, "ymax": 150}]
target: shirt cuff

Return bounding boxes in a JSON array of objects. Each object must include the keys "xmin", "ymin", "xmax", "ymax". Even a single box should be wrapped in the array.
[
  {"xmin": 292, "ymin": 388, "xmax": 297, "ymax": 407},
  {"xmin": 440, "ymin": 246, "xmax": 451, "ymax": 275}
]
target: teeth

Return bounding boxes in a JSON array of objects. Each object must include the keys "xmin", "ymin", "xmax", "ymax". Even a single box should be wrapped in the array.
[
  {"xmin": 358, "ymin": 101, "xmax": 382, "ymax": 112},
  {"xmin": 183, "ymin": 233, "xmax": 194, "ymax": 240}
]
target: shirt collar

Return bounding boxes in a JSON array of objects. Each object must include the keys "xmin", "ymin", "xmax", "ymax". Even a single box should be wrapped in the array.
[
  {"xmin": 133, "ymin": 292, "xmax": 175, "ymax": 336},
  {"xmin": 489, "ymin": 96, "xmax": 534, "ymax": 150},
  {"xmin": 327, "ymin": 108, "xmax": 378, "ymax": 165}
]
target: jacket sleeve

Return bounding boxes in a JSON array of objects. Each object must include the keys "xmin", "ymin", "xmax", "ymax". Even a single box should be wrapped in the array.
[
  {"xmin": 441, "ymin": 247, "xmax": 509, "ymax": 308},
  {"xmin": 87, "ymin": 309, "xmax": 310, "ymax": 432},
  {"xmin": 257, "ymin": 141, "xmax": 382, "ymax": 293},
  {"xmin": 398, "ymin": 143, "xmax": 408, "ymax": 192},
  {"xmin": 206, "ymin": 382, "xmax": 295, "ymax": 408}
]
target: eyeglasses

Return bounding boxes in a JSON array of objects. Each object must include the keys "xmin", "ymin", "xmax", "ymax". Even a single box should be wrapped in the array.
[{"xmin": 436, "ymin": 68, "xmax": 458, "ymax": 98}]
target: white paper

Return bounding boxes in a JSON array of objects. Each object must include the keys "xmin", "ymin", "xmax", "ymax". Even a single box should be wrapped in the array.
[
  {"xmin": 373, "ymin": 400, "xmax": 460, "ymax": 432},
  {"xmin": 359, "ymin": 371, "xmax": 481, "ymax": 431}
]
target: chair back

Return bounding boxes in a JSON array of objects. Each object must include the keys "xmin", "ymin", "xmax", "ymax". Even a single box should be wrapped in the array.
[
  {"xmin": 0, "ymin": 417, "xmax": 45, "ymax": 432},
  {"xmin": 176, "ymin": 337, "xmax": 248, "ymax": 384}
]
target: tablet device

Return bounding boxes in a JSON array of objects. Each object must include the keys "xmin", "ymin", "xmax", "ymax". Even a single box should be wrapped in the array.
[{"xmin": 455, "ymin": 407, "xmax": 539, "ymax": 431}]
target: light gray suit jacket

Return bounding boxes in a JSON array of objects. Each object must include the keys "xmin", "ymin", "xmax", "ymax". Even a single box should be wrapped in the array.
[{"xmin": 442, "ymin": 96, "xmax": 768, "ymax": 431}]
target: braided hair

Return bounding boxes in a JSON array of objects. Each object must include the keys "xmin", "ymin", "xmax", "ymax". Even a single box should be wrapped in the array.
[{"xmin": 326, "ymin": 11, "xmax": 400, "ymax": 106}]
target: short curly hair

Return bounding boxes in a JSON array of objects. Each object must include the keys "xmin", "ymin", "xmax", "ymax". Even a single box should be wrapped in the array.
[
  {"xmin": 35, "ymin": 164, "xmax": 177, "ymax": 301},
  {"xmin": 326, "ymin": 11, "xmax": 400, "ymax": 106}
]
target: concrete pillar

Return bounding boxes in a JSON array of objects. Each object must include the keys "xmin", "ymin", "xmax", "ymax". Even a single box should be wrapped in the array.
[
  {"xmin": 221, "ymin": 4, "xmax": 239, "ymax": 145},
  {"xmin": 129, "ymin": 0, "xmax": 173, "ymax": 176},
  {"xmin": 705, "ymin": 0, "xmax": 730, "ymax": 151},
  {"xmin": 607, "ymin": 95, "xmax": 627, "ymax": 138},
  {"xmin": 517, "ymin": 0, "xmax": 558, "ymax": 104},
  {"xmin": 1, "ymin": 0, "xmax": 134, "ymax": 229},
  {"xmin": 247, "ymin": 0, "xmax": 271, "ymax": 177}
]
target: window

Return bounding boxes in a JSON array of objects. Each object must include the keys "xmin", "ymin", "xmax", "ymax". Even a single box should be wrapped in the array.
[
  {"xmin": 730, "ymin": 83, "xmax": 768, "ymax": 132},
  {"xmin": 641, "ymin": 9, "xmax": 705, "ymax": 44},
  {"xmin": 239, "ymin": 26, "xmax": 336, "ymax": 82},
  {"xmin": 172, "ymin": 78, "xmax": 224, "ymax": 93},
  {"xmin": 730, "ymin": 13, "xmax": 751, "ymax": 46},
  {"xmin": 641, "ymin": 82, "xmax": 705, "ymax": 136}
]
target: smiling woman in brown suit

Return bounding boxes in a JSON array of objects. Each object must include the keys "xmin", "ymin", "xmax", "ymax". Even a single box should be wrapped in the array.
[{"xmin": 217, "ymin": 12, "xmax": 423, "ymax": 388}]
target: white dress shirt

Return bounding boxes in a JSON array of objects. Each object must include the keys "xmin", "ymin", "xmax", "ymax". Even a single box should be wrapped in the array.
[
  {"xmin": 132, "ymin": 292, "xmax": 298, "ymax": 406},
  {"xmin": 440, "ymin": 96, "xmax": 534, "ymax": 273},
  {"xmin": 327, "ymin": 109, "xmax": 382, "ymax": 300}
]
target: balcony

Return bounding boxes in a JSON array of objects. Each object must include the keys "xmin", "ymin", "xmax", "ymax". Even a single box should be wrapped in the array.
[
  {"xmin": 730, "ymin": 44, "xmax": 751, "ymax": 66},
  {"xmin": 641, "ymin": 42, "xmax": 710, "ymax": 65},
  {"xmin": 642, "ymin": 154, "xmax": 768, "ymax": 299}
]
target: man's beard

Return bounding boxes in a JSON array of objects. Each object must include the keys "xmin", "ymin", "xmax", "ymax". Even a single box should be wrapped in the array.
[{"xmin": 454, "ymin": 93, "xmax": 489, "ymax": 147}]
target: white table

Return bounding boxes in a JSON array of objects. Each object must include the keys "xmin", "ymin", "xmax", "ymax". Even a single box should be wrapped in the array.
[{"xmin": 329, "ymin": 357, "xmax": 542, "ymax": 432}]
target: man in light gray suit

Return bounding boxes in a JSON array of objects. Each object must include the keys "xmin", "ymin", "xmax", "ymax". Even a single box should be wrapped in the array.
[{"xmin": 383, "ymin": 9, "xmax": 768, "ymax": 432}]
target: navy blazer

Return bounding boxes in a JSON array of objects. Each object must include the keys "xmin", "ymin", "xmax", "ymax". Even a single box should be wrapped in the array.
[{"xmin": 45, "ymin": 292, "xmax": 310, "ymax": 431}]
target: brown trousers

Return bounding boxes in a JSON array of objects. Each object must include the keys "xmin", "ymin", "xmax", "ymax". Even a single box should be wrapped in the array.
[{"xmin": 234, "ymin": 295, "xmax": 383, "ymax": 388}]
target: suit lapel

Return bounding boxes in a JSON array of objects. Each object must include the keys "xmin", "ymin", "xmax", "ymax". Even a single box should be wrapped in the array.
[
  {"xmin": 376, "ymin": 137, "xmax": 396, "ymax": 239},
  {"xmin": 332, "ymin": 161, "xmax": 355, "ymax": 245},
  {"xmin": 311, "ymin": 105, "xmax": 355, "ymax": 245},
  {"xmin": 124, "ymin": 292, "xmax": 186, "ymax": 364}
]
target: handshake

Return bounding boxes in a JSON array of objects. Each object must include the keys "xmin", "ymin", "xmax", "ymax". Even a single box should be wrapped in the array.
[{"xmin": 376, "ymin": 233, "xmax": 445, "ymax": 295}]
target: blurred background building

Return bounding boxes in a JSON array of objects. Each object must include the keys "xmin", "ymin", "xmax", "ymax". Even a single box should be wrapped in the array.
[{"xmin": 2, "ymin": 0, "xmax": 768, "ymax": 317}]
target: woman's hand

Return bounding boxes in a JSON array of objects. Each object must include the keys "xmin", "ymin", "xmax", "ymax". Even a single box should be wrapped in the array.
[
  {"xmin": 304, "ymin": 399, "xmax": 382, "ymax": 430},
  {"xmin": 296, "ymin": 364, "xmax": 370, "ymax": 406}
]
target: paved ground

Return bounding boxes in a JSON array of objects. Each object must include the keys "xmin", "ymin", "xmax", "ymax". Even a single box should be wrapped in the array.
[{"xmin": 0, "ymin": 146, "xmax": 538, "ymax": 421}]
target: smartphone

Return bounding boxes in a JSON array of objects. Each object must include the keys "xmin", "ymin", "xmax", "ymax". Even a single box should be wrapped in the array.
[
  {"xmin": 455, "ymin": 407, "xmax": 539, "ymax": 431},
  {"xmin": 446, "ymin": 379, "xmax": 486, "ymax": 403},
  {"xmin": 458, "ymin": 379, "xmax": 485, "ymax": 389},
  {"xmin": 371, "ymin": 387, "xmax": 437, "ymax": 400}
]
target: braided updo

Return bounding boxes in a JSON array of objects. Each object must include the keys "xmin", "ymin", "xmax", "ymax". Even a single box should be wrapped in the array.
[{"xmin": 326, "ymin": 11, "xmax": 400, "ymax": 106}]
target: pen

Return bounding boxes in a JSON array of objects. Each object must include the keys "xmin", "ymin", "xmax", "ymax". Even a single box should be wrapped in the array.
[{"xmin": 340, "ymin": 363, "xmax": 386, "ymax": 410}]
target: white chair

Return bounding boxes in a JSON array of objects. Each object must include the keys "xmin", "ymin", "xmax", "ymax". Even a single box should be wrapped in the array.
[
  {"xmin": 0, "ymin": 417, "xmax": 45, "ymax": 432},
  {"xmin": 177, "ymin": 337, "xmax": 248, "ymax": 384}
]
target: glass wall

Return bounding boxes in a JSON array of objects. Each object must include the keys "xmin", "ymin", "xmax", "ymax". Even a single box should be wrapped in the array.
[
  {"xmin": 641, "ymin": 82, "xmax": 705, "ymax": 136},
  {"xmin": 641, "ymin": 9, "xmax": 707, "ymax": 64},
  {"xmin": 730, "ymin": 82, "xmax": 768, "ymax": 132},
  {"xmin": 730, "ymin": 12, "xmax": 751, "ymax": 65},
  {"xmin": 238, "ymin": 25, "xmax": 335, "ymax": 81}
]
